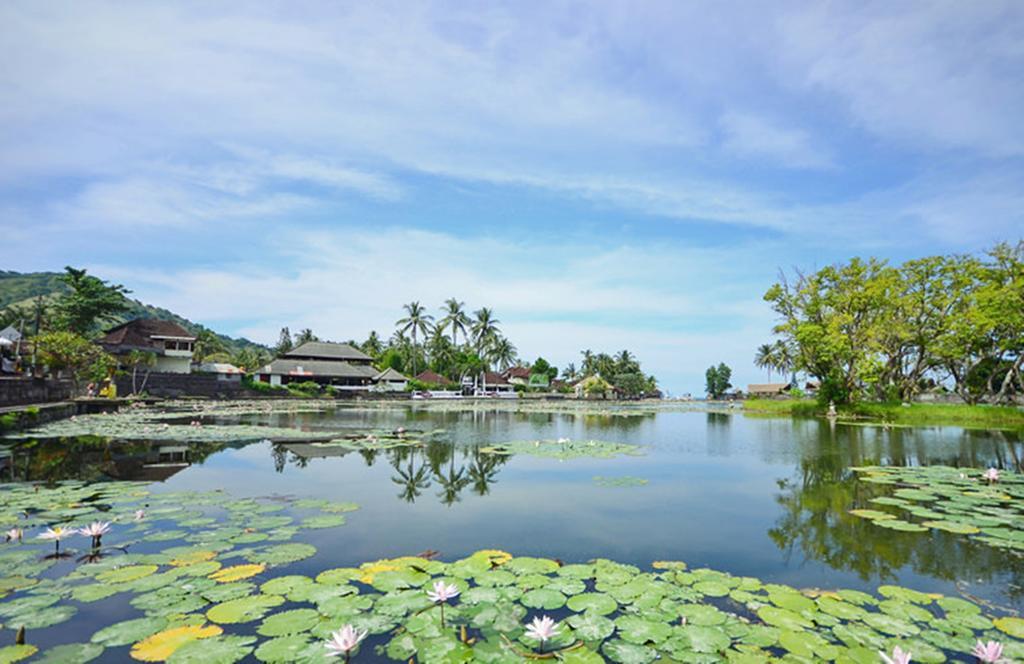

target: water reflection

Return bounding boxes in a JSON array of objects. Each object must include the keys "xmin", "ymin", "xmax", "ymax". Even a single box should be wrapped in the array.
[
  {"xmin": 770, "ymin": 423, "xmax": 1024, "ymax": 599},
  {"xmin": 272, "ymin": 440, "xmax": 509, "ymax": 507}
]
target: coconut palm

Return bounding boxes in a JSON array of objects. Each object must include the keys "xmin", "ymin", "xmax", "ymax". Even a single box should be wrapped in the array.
[
  {"xmin": 396, "ymin": 301, "xmax": 434, "ymax": 375},
  {"xmin": 294, "ymin": 328, "xmax": 318, "ymax": 345},
  {"xmin": 580, "ymin": 349, "xmax": 595, "ymax": 376},
  {"xmin": 438, "ymin": 299, "xmax": 470, "ymax": 347},
  {"xmin": 562, "ymin": 363, "xmax": 578, "ymax": 381},
  {"xmin": 754, "ymin": 343, "xmax": 776, "ymax": 382},
  {"xmin": 470, "ymin": 308, "xmax": 501, "ymax": 355},
  {"xmin": 362, "ymin": 331, "xmax": 383, "ymax": 359},
  {"xmin": 488, "ymin": 336, "xmax": 517, "ymax": 371}
]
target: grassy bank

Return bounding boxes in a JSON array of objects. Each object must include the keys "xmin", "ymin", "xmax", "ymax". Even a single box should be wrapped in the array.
[{"xmin": 743, "ymin": 398, "xmax": 1024, "ymax": 428}]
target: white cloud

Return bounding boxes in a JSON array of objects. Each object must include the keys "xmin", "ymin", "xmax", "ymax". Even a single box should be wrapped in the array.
[{"xmin": 719, "ymin": 112, "xmax": 834, "ymax": 170}]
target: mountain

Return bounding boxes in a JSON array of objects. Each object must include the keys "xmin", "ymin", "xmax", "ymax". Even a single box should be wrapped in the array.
[{"xmin": 0, "ymin": 270, "xmax": 267, "ymax": 356}]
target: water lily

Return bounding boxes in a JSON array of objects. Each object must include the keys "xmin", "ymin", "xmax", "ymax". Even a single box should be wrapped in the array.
[
  {"xmin": 79, "ymin": 521, "xmax": 111, "ymax": 548},
  {"xmin": 880, "ymin": 646, "xmax": 912, "ymax": 664},
  {"xmin": 5, "ymin": 528, "xmax": 22, "ymax": 542},
  {"xmin": 324, "ymin": 624, "xmax": 367, "ymax": 661},
  {"xmin": 983, "ymin": 468, "xmax": 1000, "ymax": 483},
  {"xmin": 427, "ymin": 580, "xmax": 460, "ymax": 627},
  {"xmin": 38, "ymin": 526, "xmax": 71, "ymax": 552},
  {"xmin": 134, "ymin": 509, "xmax": 146, "ymax": 521},
  {"xmin": 972, "ymin": 640, "xmax": 1004, "ymax": 663},
  {"xmin": 526, "ymin": 615, "xmax": 560, "ymax": 652}
]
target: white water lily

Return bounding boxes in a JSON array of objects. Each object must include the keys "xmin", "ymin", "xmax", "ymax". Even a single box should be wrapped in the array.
[
  {"xmin": 525, "ymin": 615, "xmax": 559, "ymax": 643},
  {"xmin": 324, "ymin": 624, "xmax": 367, "ymax": 659},
  {"xmin": 983, "ymin": 468, "xmax": 1000, "ymax": 483},
  {"xmin": 38, "ymin": 526, "xmax": 71, "ymax": 552},
  {"xmin": 5, "ymin": 528, "xmax": 22, "ymax": 542},
  {"xmin": 79, "ymin": 521, "xmax": 111, "ymax": 547},
  {"xmin": 134, "ymin": 509, "xmax": 146, "ymax": 521}
]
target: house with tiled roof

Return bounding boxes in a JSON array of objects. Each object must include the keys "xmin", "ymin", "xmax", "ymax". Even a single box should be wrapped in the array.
[
  {"xmin": 477, "ymin": 371, "xmax": 515, "ymax": 396},
  {"xmin": 256, "ymin": 341, "xmax": 378, "ymax": 390},
  {"xmin": 96, "ymin": 319, "xmax": 196, "ymax": 373},
  {"xmin": 502, "ymin": 366, "xmax": 531, "ymax": 385},
  {"xmin": 374, "ymin": 367, "xmax": 410, "ymax": 392}
]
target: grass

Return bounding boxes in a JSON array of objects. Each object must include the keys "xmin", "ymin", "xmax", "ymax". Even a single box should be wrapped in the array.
[{"xmin": 743, "ymin": 398, "xmax": 1024, "ymax": 428}]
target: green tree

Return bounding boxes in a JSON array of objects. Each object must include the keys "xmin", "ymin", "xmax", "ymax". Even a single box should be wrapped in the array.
[
  {"xmin": 53, "ymin": 267, "xmax": 130, "ymax": 335},
  {"xmin": 293, "ymin": 328, "xmax": 318, "ymax": 346},
  {"xmin": 396, "ymin": 302, "xmax": 434, "ymax": 375},
  {"xmin": 362, "ymin": 330, "xmax": 383, "ymax": 359},
  {"xmin": 470, "ymin": 307, "xmax": 501, "ymax": 355},
  {"xmin": 125, "ymin": 349, "xmax": 157, "ymax": 394},
  {"xmin": 438, "ymin": 298, "xmax": 470, "ymax": 347},
  {"xmin": 193, "ymin": 329, "xmax": 226, "ymax": 361},
  {"xmin": 34, "ymin": 331, "xmax": 114, "ymax": 391},
  {"xmin": 274, "ymin": 327, "xmax": 293, "ymax": 356},
  {"xmin": 705, "ymin": 363, "xmax": 732, "ymax": 399}
]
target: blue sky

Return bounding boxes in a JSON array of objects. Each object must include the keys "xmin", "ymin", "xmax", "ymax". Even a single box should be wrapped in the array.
[{"xmin": 1, "ymin": 1, "xmax": 1022, "ymax": 395}]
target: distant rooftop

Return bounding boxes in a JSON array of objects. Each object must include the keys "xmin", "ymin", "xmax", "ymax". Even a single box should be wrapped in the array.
[{"xmin": 284, "ymin": 341, "xmax": 372, "ymax": 363}]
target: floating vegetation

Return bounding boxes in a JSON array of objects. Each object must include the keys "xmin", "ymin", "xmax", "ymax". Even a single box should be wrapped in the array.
[
  {"xmin": 479, "ymin": 439, "xmax": 644, "ymax": 460},
  {"xmin": 592, "ymin": 476, "xmax": 649, "ymax": 488},
  {"xmin": 850, "ymin": 465, "xmax": 1024, "ymax": 551},
  {"xmin": 1, "ymin": 481, "xmax": 1023, "ymax": 662},
  {"xmin": 4, "ymin": 409, "xmax": 341, "ymax": 443}
]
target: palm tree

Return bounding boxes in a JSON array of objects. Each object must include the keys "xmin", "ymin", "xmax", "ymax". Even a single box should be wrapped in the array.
[
  {"xmin": 396, "ymin": 301, "xmax": 434, "ymax": 375},
  {"xmin": 438, "ymin": 299, "xmax": 470, "ymax": 347},
  {"xmin": 294, "ymin": 328, "xmax": 318, "ymax": 345},
  {"xmin": 362, "ymin": 331, "xmax": 383, "ymax": 359},
  {"xmin": 470, "ymin": 308, "xmax": 501, "ymax": 355},
  {"xmin": 754, "ymin": 343, "xmax": 775, "ymax": 382},
  {"xmin": 488, "ymin": 336, "xmax": 517, "ymax": 371},
  {"xmin": 562, "ymin": 363, "xmax": 577, "ymax": 381},
  {"xmin": 580, "ymin": 349, "xmax": 595, "ymax": 376}
]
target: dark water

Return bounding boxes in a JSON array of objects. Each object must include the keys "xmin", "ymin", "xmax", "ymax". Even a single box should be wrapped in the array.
[{"xmin": 5, "ymin": 405, "xmax": 1024, "ymax": 613}]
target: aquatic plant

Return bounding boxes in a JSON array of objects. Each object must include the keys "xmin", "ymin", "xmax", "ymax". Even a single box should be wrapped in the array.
[
  {"xmin": 973, "ymin": 639, "xmax": 1004, "ymax": 662},
  {"xmin": 880, "ymin": 645, "xmax": 913, "ymax": 664},
  {"xmin": 37, "ymin": 526, "xmax": 72, "ymax": 552},
  {"xmin": 79, "ymin": 521, "xmax": 111, "ymax": 548},
  {"xmin": 324, "ymin": 624, "xmax": 367, "ymax": 661},
  {"xmin": 525, "ymin": 615, "xmax": 560, "ymax": 653},
  {"xmin": 5, "ymin": 527, "xmax": 22, "ymax": 542},
  {"xmin": 426, "ymin": 580, "xmax": 460, "ymax": 627}
]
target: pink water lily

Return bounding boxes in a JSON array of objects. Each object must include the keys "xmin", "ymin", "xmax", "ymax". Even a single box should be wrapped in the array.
[
  {"xmin": 5, "ymin": 528, "xmax": 22, "ymax": 542},
  {"xmin": 79, "ymin": 521, "xmax": 111, "ymax": 548},
  {"xmin": 526, "ymin": 615, "xmax": 560, "ymax": 644},
  {"xmin": 133, "ymin": 509, "xmax": 146, "ymax": 521},
  {"xmin": 880, "ymin": 646, "xmax": 912, "ymax": 664},
  {"xmin": 972, "ymin": 640, "xmax": 1004, "ymax": 663},
  {"xmin": 427, "ymin": 580, "xmax": 460, "ymax": 603},
  {"xmin": 324, "ymin": 624, "xmax": 367, "ymax": 661},
  {"xmin": 427, "ymin": 580, "xmax": 460, "ymax": 627},
  {"xmin": 983, "ymin": 468, "xmax": 1000, "ymax": 483}
]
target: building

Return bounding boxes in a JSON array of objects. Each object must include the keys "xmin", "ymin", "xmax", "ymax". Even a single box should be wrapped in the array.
[
  {"xmin": 256, "ymin": 341, "xmax": 378, "ymax": 389},
  {"xmin": 96, "ymin": 319, "xmax": 196, "ymax": 374},
  {"xmin": 195, "ymin": 362, "xmax": 244, "ymax": 384},
  {"xmin": 477, "ymin": 371, "xmax": 515, "ymax": 395},
  {"xmin": 747, "ymin": 383, "xmax": 791, "ymax": 398},
  {"xmin": 502, "ymin": 366, "xmax": 531, "ymax": 386},
  {"xmin": 415, "ymin": 370, "xmax": 450, "ymax": 386},
  {"xmin": 374, "ymin": 367, "xmax": 409, "ymax": 392}
]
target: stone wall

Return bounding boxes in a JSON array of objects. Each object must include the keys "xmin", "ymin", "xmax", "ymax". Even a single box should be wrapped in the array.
[
  {"xmin": 0, "ymin": 377, "xmax": 74, "ymax": 407},
  {"xmin": 114, "ymin": 372, "xmax": 249, "ymax": 399}
]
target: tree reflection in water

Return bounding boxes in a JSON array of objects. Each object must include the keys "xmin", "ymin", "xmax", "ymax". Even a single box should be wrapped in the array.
[{"xmin": 769, "ymin": 422, "xmax": 1024, "ymax": 599}]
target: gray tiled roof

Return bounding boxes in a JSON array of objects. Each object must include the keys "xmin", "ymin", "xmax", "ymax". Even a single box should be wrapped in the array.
[
  {"xmin": 259, "ymin": 358, "xmax": 378, "ymax": 379},
  {"xmin": 374, "ymin": 367, "xmax": 409, "ymax": 381},
  {"xmin": 284, "ymin": 341, "xmax": 372, "ymax": 362}
]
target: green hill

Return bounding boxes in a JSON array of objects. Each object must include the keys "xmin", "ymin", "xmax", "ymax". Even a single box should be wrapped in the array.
[{"xmin": 0, "ymin": 270, "xmax": 267, "ymax": 356}]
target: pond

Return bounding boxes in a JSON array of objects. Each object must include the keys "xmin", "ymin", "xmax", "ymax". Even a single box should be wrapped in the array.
[{"xmin": 1, "ymin": 400, "xmax": 1023, "ymax": 662}]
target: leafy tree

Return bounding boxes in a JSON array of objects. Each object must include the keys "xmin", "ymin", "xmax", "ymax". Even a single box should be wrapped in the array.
[
  {"xmin": 562, "ymin": 362, "xmax": 578, "ymax": 381},
  {"xmin": 613, "ymin": 372, "xmax": 647, "ymax": 398},
  {"xmin": 488, "ymin": 336, "xmax": 517, "ymax": 371},
  {"xmin": 125, "ymin": 349, "xmax": 157, "ymax": 394},
  {"xmin": 34, "ymin": 331, "xmax": 114, "ymax": 391},
  {"xmin": 531, "ymin": 357, "xmax": 558, "ymax": 381},
  {"xmin": 361, "ymin": 330, "xmax": 383, "ymax": 359},
  {"xmin": 274, "ymin": 327, "xmax": 293, "ymax": 356},
  {"xmin": 52, "ymin": 267, "xmax": 130, "ymax": 335},
  {"xmin": 232, "ymin": 347, "xmax": 271, "ymax": 372},
  {"xmin": 470, "ymin": 307, "xmax": 501, "ymax": 355},
  {"xmin": 705, "ymin": 363, "xmax": 732, "ymax": 399},
  {"xmin": 193, "ymin": 329, "xmax": 226, "ymax": 361}
]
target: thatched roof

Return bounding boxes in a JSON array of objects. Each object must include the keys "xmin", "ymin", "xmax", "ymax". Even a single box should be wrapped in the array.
[
  {"xmin": 284, "ymin": 341, "xmax": 372, "ymax": 363},
  {"xmin": 374, "ymin": 367, "xmax": 409, "ymax": 382},
  {"xmin": 259, "ymin": 358, "xmax": 378, "ymax": 379}
]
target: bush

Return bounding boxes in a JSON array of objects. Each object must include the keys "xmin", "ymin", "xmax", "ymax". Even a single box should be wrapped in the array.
[{"xmin": 242, "ymin": 375, "xmax": 287, "ymax": 393}]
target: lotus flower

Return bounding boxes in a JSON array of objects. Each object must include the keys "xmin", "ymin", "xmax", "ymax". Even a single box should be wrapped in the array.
[
  {"xmin": 324, "ymin": 624, "xmax": 367, "ymax": 660},
  {"xmin": 5, "ymin": 528, "xmax": 22, "ymax": 542},
  {"xmin": 38, "ymin": 526, "xmax": 71, "ymax": 552},
  {"xmin": 983, "ymin": 468, "xmax": 1000, "ymax": 483},
  {"xmin": 427, "ymin": 580, "xmax": 460, "ymax": 604},
  {"xmin": 526, "ymin": 615, "xmax": 560, "ymax": 645},
  {"xmin": 972, "ymin": 640, "xmax": 1004, "ymax": 663},
  {"xmin": 879, "ymin": 646, "xmax": 912, "ymax": 664},
  {"xmin": 79, "ymin": 521, "xmax": 111, "ymax": 548}
]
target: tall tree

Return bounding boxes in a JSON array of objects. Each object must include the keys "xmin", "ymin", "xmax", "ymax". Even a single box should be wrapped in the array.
[
  {"xmin": 438, "ymin": 298, "xmax": 470, "ymax": 347},
  {"xmin": 470, "ymin": 307, "xmax": 501, "ymax": 355},
  {"xmin": 293, "ymin": 328, "xmax": 318, "ymax": 346},
  {"xmin": 274, "ymin": 327, "xmax": 293, "ymax": 356},
  {"xmin": 362, "ymin": 330, "xmax": 383, "ymax": 359},
  {"xmin": 754, "ymin": 343, "xmax": 776, "ymax": 382},
  {"xmin": 396, "ymin": 301, "xmax": 434, "ymax": 375},
  {"xmin": 53, "ymin": 267, "xmax": 130, "ymax": 335},
  {"xmin": 488, "ymin": 337, "xmax": 517, "ymax": 371},
  {"xmin": 705, "ymin": 363, "xmax": 732, "ymax": 400}
]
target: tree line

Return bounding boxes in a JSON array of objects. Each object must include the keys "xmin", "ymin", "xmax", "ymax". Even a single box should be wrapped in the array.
[
  {"xmin": 272, "ymin": 299, "xmax": 659, "ymax": 397},
  {"xmin": 761, "ymin": 241, "xmax": 1024, "ymax": 405}
]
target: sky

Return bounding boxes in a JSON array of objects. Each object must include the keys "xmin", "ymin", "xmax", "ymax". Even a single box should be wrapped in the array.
[{"xmin": 1, "ymin": 1, "xmax": 1022, "ymax": 395}]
